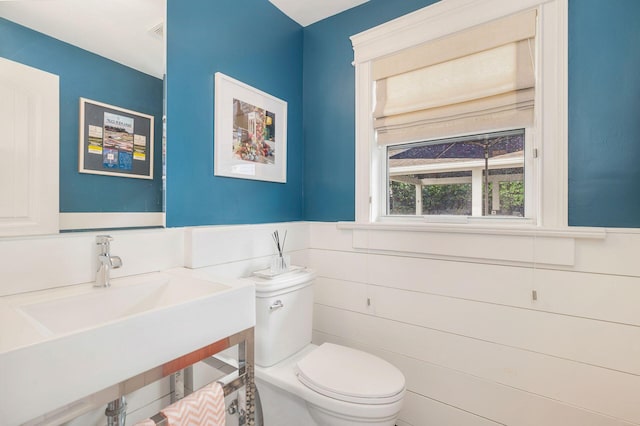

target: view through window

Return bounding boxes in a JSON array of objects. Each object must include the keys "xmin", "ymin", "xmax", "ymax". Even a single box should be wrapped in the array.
[{"xmin": 387, "ymin": 129, "xmax": 525, "ymax": 217}]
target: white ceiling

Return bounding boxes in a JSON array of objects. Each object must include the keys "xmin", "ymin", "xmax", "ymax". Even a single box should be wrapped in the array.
[
  {"xmin": 269, "ymin": 0, "xmax": 369, "ymax": 27},
  {"xmin": 0, "ymin": 0, "xmax": 165, "ymax": 78},
  {"xmin": 0, "ymin": 0, "xmax": 367, "ymax": 78}
]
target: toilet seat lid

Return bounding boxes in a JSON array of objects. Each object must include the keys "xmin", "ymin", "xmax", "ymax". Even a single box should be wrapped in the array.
[{"xmin": 295, "ymin": 343, "xmax": 405, "ymax": 404}]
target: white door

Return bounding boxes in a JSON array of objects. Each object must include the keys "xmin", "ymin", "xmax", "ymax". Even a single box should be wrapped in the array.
[{"xmin": 0, "ymin": 57, "xmax": 59, "ymax": 236}]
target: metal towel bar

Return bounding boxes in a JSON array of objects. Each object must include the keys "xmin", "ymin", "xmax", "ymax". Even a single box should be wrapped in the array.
[{"xmin": 103, "ymin": 327, "xmax": 255, "ymax": 426}]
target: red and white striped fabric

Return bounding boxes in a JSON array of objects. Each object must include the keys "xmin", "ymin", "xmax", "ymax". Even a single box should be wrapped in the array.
[{"xmin": 161, "ymin": 382, "xmax": 226, "ymax": 426}]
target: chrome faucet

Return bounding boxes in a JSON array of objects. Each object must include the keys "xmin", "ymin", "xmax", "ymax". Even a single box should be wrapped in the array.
[{"xmin": 95, "ymin": 235, "xmax": 122, "ymax": 288}]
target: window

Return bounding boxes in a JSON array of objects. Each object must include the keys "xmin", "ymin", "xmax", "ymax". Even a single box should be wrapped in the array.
[
  {"xmin": 351, "ymin": 0, "xmax": 567, "ymax": 228},
  {"xmin": 387, "ymin": 129, "xmax": 527, "ymax": 218}
]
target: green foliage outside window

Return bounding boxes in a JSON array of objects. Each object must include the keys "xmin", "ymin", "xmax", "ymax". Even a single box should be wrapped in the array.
[
  {"xmin": 496, "ymin": 181, "xmax": 524, "ymax": 216},
  {"xmin": 389, "ymin": 179, "xmax": 524, "ymax": 216},
  {"xmin": 389, "ymin": 181, "xmax": 416, "ymax": 214},
  {"xmin": 423, "ymin": 184, "xmax": 472, "ymax": 215}
]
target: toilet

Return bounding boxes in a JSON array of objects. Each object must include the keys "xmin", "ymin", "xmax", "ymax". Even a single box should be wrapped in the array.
[{"xmin": 250, "ymin": 267, "xmax": 405, "ymax": 426}]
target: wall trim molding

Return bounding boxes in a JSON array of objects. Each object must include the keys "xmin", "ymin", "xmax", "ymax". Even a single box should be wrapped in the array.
[
  {"xmin": 59, "ymin": 213, "xmax": 165, "ymax": 231},
  {"xmin": 351, "ymin": 0, "xmax": 559, "ymax": 62},
  {"xmin": 337, "ymin": 221, "xmax": 606, "ymax": 240}
]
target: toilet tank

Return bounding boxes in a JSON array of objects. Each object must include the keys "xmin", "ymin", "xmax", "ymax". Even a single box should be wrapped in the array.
[{"xmin": 252, "ymin": 268, "xmax": 316, "ymax": 367}]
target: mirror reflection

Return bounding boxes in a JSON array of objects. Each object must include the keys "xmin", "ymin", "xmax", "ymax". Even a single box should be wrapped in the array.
[{"xmin": 0, "ymin": 0, "xmax": 165, "ymax": 231}]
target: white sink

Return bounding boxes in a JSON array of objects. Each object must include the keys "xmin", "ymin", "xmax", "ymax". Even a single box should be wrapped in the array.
[
  {"xmin": 0, "ymin": 268, "xmax": 255, "ymax": 426},
  {"xmin": 19, "ymin": 273, "xmax": 229, "ymax": 335}
]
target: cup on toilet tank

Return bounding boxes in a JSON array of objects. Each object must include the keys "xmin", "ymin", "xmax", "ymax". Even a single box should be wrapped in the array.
[{"xmin": 269, "ymin": 254, "xmax": 290, "ymax": 274}]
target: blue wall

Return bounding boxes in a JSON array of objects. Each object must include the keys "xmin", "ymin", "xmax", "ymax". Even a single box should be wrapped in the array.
[
  {"xmin": 0, "ymin": 18, "xmax": 164, "ymax": 213},
  {"xmin": 10, "ymin": 0, "xmax": 635, "ymax": 226},
  {"xmin": 568, "ymin": 0, "xmax": 640, "ymax": 227},
  {"xmin": 302, "ymin": 0, "xmax": 438, "ymax": 221},
  {"xmin": 302, "ymin": 0, "xmax": 640, "ymax": 227},
  {"xmin": 165, "ymin": 0, "xmax": 304, "ymax": 227}
]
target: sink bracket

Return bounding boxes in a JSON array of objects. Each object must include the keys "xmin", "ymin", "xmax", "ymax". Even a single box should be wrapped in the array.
[{"xmin": 102, "ymin": 327, "xmax": 255, "ymax": 426}]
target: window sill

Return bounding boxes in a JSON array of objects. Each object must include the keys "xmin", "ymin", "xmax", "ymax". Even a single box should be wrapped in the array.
[
  {"xmin": 337, "ymin": 220, "xmax": 606, "ymax": 239},
  {"xmin": 336, "ymin": 221, "xmax": 605, "ymax": 266}
]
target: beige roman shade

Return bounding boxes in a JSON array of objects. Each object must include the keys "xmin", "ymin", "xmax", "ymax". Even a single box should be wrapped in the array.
[{"xmin": 373, "ymin": 9, "xmax": 537, "ymax": 145}]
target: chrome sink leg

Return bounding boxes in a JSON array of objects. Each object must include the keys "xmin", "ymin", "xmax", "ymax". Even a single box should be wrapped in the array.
[{"xmin": 105, "ymin": 396, "xmax": 127, "ymax": 426}]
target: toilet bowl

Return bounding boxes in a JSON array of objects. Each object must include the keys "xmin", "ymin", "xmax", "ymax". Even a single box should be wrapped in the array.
[{"xmin": 250, "ymin": 268, "xmax": 405, "ymax": 426}]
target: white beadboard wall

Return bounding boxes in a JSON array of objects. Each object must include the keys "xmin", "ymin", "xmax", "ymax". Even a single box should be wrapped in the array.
[{"xmin": 307, "ymin": 222, "xmax": 640, "ymax": 426}]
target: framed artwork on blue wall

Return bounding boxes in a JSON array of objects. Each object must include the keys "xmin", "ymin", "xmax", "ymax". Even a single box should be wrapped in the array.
[
  {"xmin": 79, "ymin": 98, "xmax": 154, "ymax": 179},
  {"xmin": 214, "ymin": 72, "xmax": 287, "ymax": 183}
]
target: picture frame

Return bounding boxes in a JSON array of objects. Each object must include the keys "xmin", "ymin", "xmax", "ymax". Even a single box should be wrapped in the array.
[
  {"xmin": 79, "ymin": 97, "xmax": 154, "ymax": 180},
  {"xmin": 214, "ymin": 72, "xmax": 287, "ymax": 183}
]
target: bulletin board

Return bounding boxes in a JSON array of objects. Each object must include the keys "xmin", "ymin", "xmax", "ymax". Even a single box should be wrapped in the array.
[{"xmin": 79, "ymin": 97, "xmax": 154, "ymax": 179}]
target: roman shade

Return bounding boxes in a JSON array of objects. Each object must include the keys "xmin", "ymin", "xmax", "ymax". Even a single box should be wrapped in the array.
[{"xmin": 373, "ymin": 9, "xmax": 537, "ymax": 145}]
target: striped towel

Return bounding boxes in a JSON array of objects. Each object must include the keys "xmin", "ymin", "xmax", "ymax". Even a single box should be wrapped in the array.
[
  {"xmin": 133, "ymin": 419, "xmax": 156, "ymax": 426},
  {"xmin": 161, "ymin": 382, "xmax": 226, "ymax": 426}
]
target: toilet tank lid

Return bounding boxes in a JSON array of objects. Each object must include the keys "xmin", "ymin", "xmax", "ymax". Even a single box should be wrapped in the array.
[
  {"xmin": 250, "ymin": 267, "xmax": 316, "ymax": 296},
  {"xmin": 295, "ymin": 343, "xmax": 405, "ymax": 404}
]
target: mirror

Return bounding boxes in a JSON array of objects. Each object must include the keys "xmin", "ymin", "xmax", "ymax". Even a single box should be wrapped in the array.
[{"xmin": 0, "ymin": 0, "xmax": 165, "ymax": 231}]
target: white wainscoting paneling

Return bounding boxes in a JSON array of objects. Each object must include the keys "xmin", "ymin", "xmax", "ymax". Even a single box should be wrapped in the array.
[
  {"xmin": 366, "ymin": 284, "xmax": 640, "ymax": 374},
  {"xmin": 314, "ymin": 331, "xmax": 634, "ymax": 426},
  {"xmin": 185, "ymin": 222, "xmax": 309, "ymax": 269},
  {"xmin": 399, "ymin": 391, "xmax": 502, "ymax": 426},
  {"xmin": 351, "ymin": 227, "xmax": 580, "ymax": 265},
  {"xmin": 309, "ymin": 222, "xmax": 640, "ymax": 426},
  {"xmin": 0, "ymin": 228, "xmax": 184, "ymax": 297},
  {"xmin": 6, "ymin": 220, "xmax": 640, "ymax": 425},
  {"xmin": 314, "ymin": 304, "xmax": 640, "ymax": 423}
]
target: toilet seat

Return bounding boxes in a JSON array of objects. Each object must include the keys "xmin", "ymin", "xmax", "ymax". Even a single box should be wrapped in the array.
[{"xmin": 295, "ymin": 343, "xmax": 405, "ymax": 405}]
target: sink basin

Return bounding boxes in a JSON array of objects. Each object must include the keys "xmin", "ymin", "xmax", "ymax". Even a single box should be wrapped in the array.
[
  {"xmin": 0, "ymin": 268, "xmax": 255, "ymax": 426},
  {"xmin": 19, "ymin": 274, "xmax": 229, "ymax": 335}
]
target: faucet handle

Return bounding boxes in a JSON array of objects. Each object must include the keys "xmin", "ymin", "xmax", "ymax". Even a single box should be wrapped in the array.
[
  {"xmin": 96, "ymin": 235, "xmax": 113, "ymax": 245},
  {"xmin": 111, "ymin": 256, "xmax": 123, "ymax": 269}
]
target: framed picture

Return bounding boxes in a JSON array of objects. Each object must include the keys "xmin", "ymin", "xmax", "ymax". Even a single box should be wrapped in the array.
[
  {"xmin": 79, "ymin": 98, "xmax": 154, "ymax": 179},
  {"xmin": 214, "ymin": 72, "xmax": 287, "ymax": 183}
]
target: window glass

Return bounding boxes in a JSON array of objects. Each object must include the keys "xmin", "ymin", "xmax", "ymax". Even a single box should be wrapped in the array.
[{"xmin": 387, "ymin": 129, "xmax": 525, "ymax": 217}]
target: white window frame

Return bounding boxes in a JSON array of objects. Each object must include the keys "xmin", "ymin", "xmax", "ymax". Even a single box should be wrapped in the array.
[{"xmin": 351, "ymin": 0, "xmax": 568, "ymax": 229}]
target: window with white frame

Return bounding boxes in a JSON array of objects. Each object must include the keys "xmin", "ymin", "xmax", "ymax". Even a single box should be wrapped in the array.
[
  {"xmin": 387, "ymin": 129, "xmax": 529, "ymax": 218},
  {"xmin": 351, "ymin": 0, "xmax": 567, "ymax": 228}
]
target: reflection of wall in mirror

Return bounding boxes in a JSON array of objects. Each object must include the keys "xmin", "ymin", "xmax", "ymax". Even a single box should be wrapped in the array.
[{"xmin": 0, "ymin": 17, "xmax": 164, "ymax": 215}]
